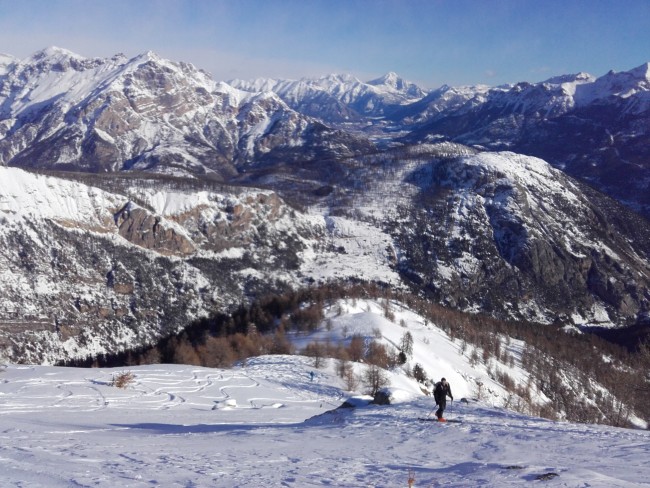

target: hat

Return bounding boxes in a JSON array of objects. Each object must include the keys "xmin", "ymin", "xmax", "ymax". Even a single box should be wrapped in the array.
[{"xmin": 441, "ymin": 377, "xmax": 446, "ymax": 382}]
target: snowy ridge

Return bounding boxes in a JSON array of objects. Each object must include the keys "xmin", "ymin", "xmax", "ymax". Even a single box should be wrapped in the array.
[
  {"xmin": 574, "ymin": 62, "xmax": 650, "ymax": 105},
  {"xmin": 1, "ymin": 47, "xmax": 131, "ymax": 117},
  {"xmin": 390, "ymin": 83, "xmax": 494, "ymax": 124},
  {"xmin": 229, "ymin": 70, "xmax": 427, "ymax": 120},
  {"xmin": 402, "ymin": 62, "xmax": 650, "ymax": 124},
  {"xmin": 0, "ymin": 167, "xmax": 122, "ymax": 224},
  {"xmin": 0, "ymin": 47, "xmax": 371, "ymax": 176},
  {"xmin": 456, "ymin": 151, "xmax": 584, "ymax": 209}
]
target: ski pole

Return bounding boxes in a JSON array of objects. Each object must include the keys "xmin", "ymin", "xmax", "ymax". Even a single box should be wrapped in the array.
[{"xmin": 427, "ymin": 401, "xmax": 437, "ymax": 418}]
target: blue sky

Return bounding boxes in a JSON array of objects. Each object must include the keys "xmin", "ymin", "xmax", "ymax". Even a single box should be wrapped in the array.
[{"xmin": 0, "ymin": 0, "xmax": 648, "ymax": 88}]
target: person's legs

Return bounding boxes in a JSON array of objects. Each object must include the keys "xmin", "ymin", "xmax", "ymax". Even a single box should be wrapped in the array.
[{"xmin": 436, "ymin": 399, "xmax": 446, "ymax": 419}]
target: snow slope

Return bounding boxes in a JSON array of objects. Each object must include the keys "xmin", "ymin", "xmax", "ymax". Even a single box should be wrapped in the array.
[
  {"xmin": 0, "ymin": 300, "xmax": 647, "ymax": 487},
  {"xmin": 1, "ymin": 362, "xmax": 647, "ymax": 487},
  {"xmin": 0, "ymin": 166, "xmax": 123, "ymax": 224}
]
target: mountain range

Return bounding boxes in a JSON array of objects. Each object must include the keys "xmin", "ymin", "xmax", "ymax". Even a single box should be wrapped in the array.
[{"xmin": 0, "ymin": 47, "xmax": 649, "ymax": 364}]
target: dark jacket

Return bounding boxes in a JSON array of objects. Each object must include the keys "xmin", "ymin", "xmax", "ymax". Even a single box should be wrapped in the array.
[{"xmin": 434, "ymin": 381, "xmax": 453, "ymax": 404}]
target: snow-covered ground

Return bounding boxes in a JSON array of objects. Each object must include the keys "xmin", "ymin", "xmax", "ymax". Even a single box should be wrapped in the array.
[
  {"xmin": 299, "ymin": 215, "xmax": 403, "ymax": 286},
  {"xmin": 0, "ymin": 300, "xmax": 648, "ymax": 487},
  {"xmin": 1, "ymin": 360, "xmax": 648, "ymax": 487}
]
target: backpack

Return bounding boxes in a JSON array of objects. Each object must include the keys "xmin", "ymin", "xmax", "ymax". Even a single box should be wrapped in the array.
[{"xmin": 434, "ymin": 382, "xmax": 444, "ymax": 403}]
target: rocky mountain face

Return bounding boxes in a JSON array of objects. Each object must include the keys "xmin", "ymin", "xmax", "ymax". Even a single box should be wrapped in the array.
[
  {"xmin": 0, "ymin": 47, "xmax": 373, "ymax": 179},
  {"xmin": 1, "ymin": 48, "xmax": 650, "ymax": 363},
  {"xmin": 397, "ymin": 64, "xmax": 650, "ymax": 218},
  {"xmin": 276, "ymin": 143, "xmax": 650, "ymax": 326},
  {"xmin": 387, "ymin": 149, "xmax": 650, "ymax": 325},
  {"xmin": 0, "ymin": 167, "xmax": 334, "ymax": 363}
]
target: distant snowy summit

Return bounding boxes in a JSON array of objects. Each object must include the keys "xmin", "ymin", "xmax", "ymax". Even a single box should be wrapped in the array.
[
  {"xmin": 0, "ymin": 52, "xmax": 17, "ymax": 75},
  {"xmin": 229, "ymin": 70, "xmax": 427, "ymax": 122}
]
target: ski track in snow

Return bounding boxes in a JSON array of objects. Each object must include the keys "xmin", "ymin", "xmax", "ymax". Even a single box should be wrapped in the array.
[
  {"xmin": 0, "ymin": 299, "xmax": 649, "ymax": 487},
  {"xmin": 0, "ymin": 360, "xmax": 647, "ymax": 487}
]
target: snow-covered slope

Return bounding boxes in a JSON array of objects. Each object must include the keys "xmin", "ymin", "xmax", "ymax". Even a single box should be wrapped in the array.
[
  {"xmin": 0, "ymin": 299, "xmax": 648, "ymax": 488},
  {"xmin": 0, "ymin": 166, "xmax": 123, "ymax": 224},
  {"xmin": 291, "ymin": 298, "xmax": 513, "ymax": 403},
  {"xmin": 0, "ymin": 167, "xmax": 276, "ymax": 361}
]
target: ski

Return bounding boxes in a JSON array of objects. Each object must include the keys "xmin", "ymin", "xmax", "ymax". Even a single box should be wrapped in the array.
[{"xmin": 417, "ymin": 418, "xmax": 462, "ymax": 423}]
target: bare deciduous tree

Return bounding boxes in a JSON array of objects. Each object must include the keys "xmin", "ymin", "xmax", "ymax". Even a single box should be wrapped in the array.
[{"xmin": 364, "ymin": 365, "xmax": 389, "ymax": 397}]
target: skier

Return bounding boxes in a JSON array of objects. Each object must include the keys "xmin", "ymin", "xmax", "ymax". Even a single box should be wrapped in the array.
[{"xmin": 433, "ymin": 377, "xmax": 453, "ymax": 422}]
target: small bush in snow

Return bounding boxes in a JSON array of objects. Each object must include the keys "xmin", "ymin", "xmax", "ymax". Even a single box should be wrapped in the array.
[
  {"xmin": 473, "ymin": 380, "xmax": 486, "ymax": 401},
  {"xmin": 382, "ymin": 299, "xmax": 395, "ymax": 322},
  {"xmin": 407, "ymin": 468, "xmax": 416, "ymax": 488},
  {"xmin": 111, "ymin": 371, "xmax": 136, "ymax": 389},
  {"xmin": 303, "ymin": 342, "xmax": 326, "ymax": 369}
]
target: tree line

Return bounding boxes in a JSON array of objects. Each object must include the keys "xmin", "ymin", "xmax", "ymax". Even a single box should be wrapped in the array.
[{"xmin": 60, "ymin": 281, "xmax": 650, "ymax": 428}]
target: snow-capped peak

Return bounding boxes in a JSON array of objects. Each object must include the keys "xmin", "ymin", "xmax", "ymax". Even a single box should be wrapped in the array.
[
  {"xmin": 132, "ymin": 50, "xmax": 163, "ymax": 64},
  {"xmin": 628, "ymin": 61, "xmax": 650, "ymax": 81},
  {"xmin": 367, "ymin": 71, "xmax": 411, "ymax": 90},
  {"xmin": 572, "ymin": 62, "xmax": 650, "ymax": 105},
  {"xmin": 319, "ymin": 73, "xmax": 362, "ymax": 85},
  {"xmin": 0, "ymin": 53, "xmax": 16, "ymax": 76},
  {"xmin": 542, "ymin": 71, "xmax": 595, "ymax": 86},
  {"xmin": 369, "ymin": 71, "xmax": 400, "ymax": 86},
  {"xmin": 27, "ymin": 46, "xmax": 84, "ymax": 63},
  {"xmin": 367, "ymin": 71, "xmax": 427, "ymax": 100},
  {"xmin": 125, "ymin": 50, "xmax": 185, "ymax": 74}
]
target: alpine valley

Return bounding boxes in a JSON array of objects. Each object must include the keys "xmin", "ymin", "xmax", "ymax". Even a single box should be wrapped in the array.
[{"xmin": 0, "ymin": 46, "xmax": 649, "ymax": 380}]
